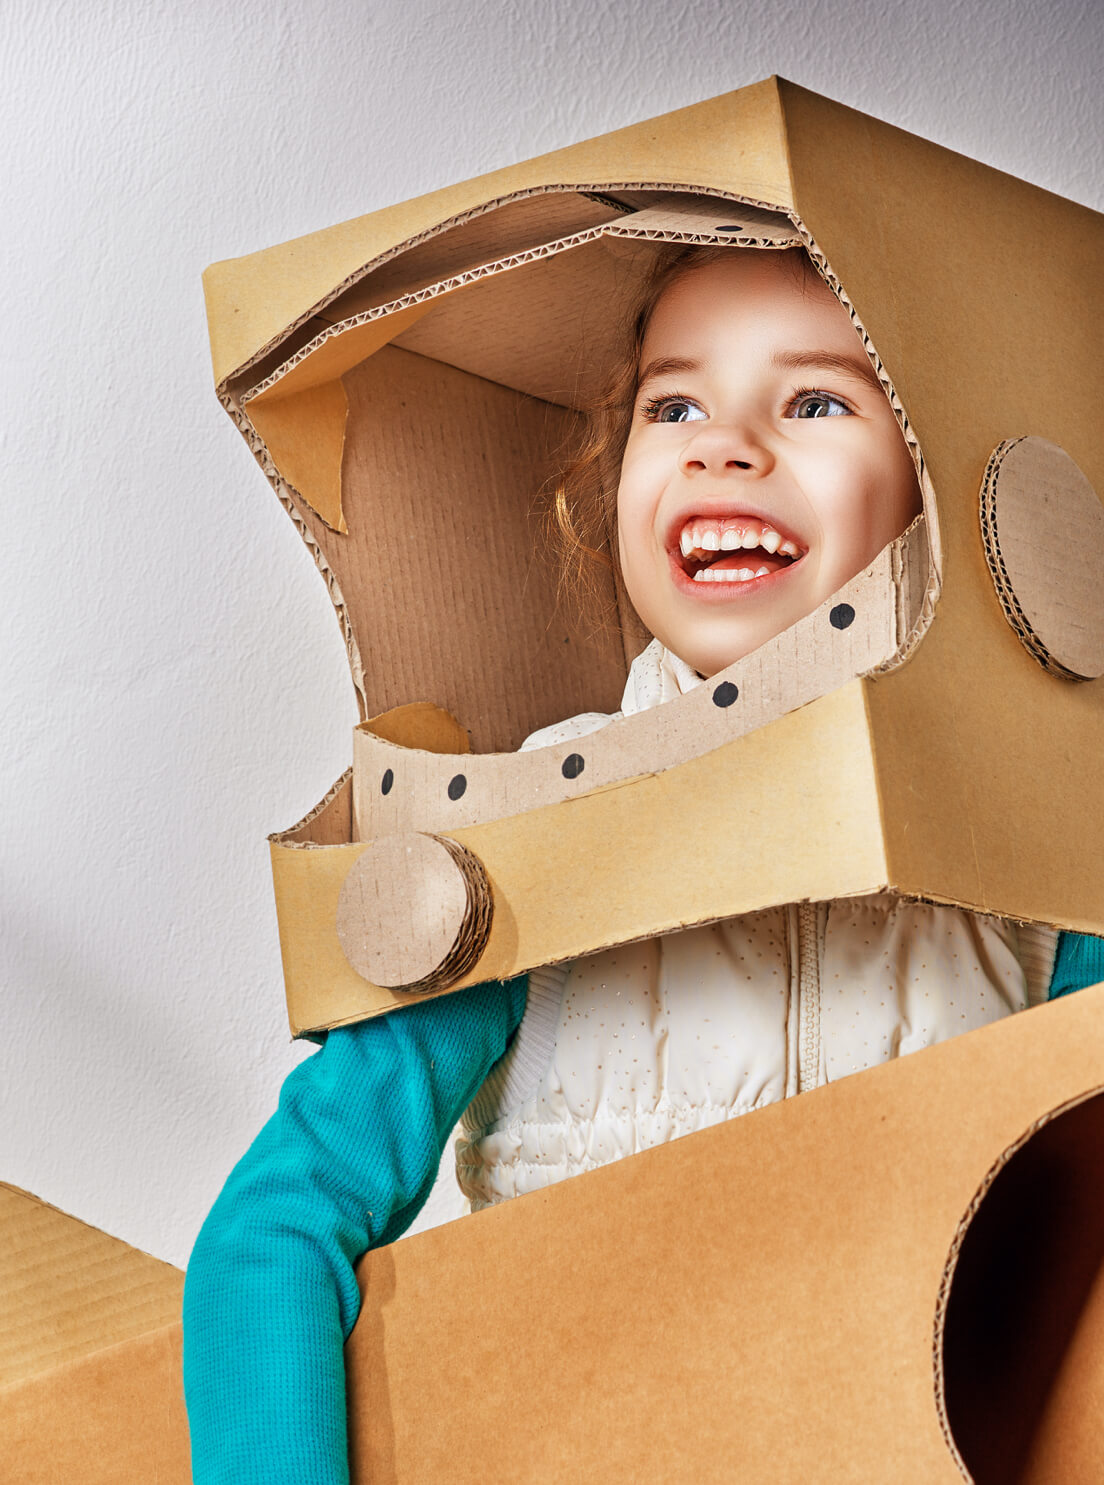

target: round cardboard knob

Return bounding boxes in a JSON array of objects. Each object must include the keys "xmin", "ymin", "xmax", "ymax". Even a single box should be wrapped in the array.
[
  {"xmin": 336, "ymin": 832, "xmax": 493, "ymax": 993},
  {"xmin": 980, "ymin": 438, "xmax": 1104, "ymax": 679}
]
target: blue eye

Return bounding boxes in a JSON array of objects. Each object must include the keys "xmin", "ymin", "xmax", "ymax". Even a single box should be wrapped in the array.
[
  {"xmin": 643, "ymin": 395, "xmax": 708, "ymax": 424},
  {"xmin": 789, "ymin": 390, "xmax": 851, "ymax": 419}
]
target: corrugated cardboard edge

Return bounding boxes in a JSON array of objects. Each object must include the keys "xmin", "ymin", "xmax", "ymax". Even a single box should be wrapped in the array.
[
  {"xmin": 204, "ymin": 72, "xmax": 794, "ymax": 388},
  {"xmin": 979, "ymin": 436, "xmax": 1104, "ymax": 680},
  {"xmin": 795, "ymin": 222, "xmax": 943, "ymax": 621},
  {"xmin": 238, "ymin": 201, "xmax": 800, "ymax": 408},
  {"xmin": 269, "ymin": 766, "xmax": 353, "ymax": 849}
]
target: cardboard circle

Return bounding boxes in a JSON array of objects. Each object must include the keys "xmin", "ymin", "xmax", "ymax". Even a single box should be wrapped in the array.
[
  {"xmin": 980, "ymin": 438, "xmax": 1104, "ymax": 679},
  {"xmin": 336, "ymin": 832, "xmax": 493, "ymax": 992}
]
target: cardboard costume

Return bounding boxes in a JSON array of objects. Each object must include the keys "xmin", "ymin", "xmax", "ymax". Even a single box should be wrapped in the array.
[{"xmin": 204, "ymin": 78, "xmax": 1104, "ymax": 1482}]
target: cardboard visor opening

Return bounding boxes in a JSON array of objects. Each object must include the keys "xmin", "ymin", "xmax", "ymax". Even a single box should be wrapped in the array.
[{"xmin": 233, "ymin": 184, "xmax": 938, "ymax": 757}]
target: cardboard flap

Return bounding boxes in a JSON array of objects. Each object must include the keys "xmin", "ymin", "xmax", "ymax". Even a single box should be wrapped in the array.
[
  {"xmin": 243, "ymin": 302, "xmax": 437, "ymax": 534},
  {"xmin": 0, "ymin": 1183, "xmax": 183, "ymax": 1389},
  {"xmin": 317, "ymin": 189, "xmax": 627, "ymax": 325},
  {"xmin": 361, "ymin": 701, "xmax": 471, "ymax": 754},
  {"xmin": 242, "ymin": 195, "xmax": 799, "ymax": 418}
]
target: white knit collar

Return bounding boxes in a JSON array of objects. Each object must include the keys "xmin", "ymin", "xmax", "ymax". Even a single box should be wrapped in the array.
[{"xmin": 619, "ymin": 639, "xmax": 705, "ymax": 717}]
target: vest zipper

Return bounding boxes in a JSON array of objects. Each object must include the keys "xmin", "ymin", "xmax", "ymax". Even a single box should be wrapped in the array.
[{"xmin": 795, "ymin": 902, "xmax": 822, "ymax": 1094}]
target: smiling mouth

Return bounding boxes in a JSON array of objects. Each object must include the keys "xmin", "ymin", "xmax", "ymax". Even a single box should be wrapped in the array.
[{"xmin": 676, "ymin": 516, "xmax": 805, "ymax": 583}]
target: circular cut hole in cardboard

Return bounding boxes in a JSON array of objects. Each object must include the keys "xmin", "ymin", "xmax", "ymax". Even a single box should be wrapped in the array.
[
  {"xmin": 936, "ymin": 1086, "xmax": 1104, "ymax": 1483},
  {"xmin": 980, "ymin": 437, "xmax": 1104, "ymax": 679}
]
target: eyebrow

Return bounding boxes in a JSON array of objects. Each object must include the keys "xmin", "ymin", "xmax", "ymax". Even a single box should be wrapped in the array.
[
  {"xmin": 635, "ymin": 349, "xmax": 884, "ymax": 393},
  {"xmin": 771, "ymin": 348, "xmax": 883, "ymax": 390},
  {"xmin": 636, "ymin": 355, "xmax": 700, "ymax": 388}
]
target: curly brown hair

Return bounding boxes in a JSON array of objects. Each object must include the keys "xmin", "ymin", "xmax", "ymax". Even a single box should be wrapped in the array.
[{"xmin": 547, "ymin": 243, "xmax": 815, "ymax": 633}]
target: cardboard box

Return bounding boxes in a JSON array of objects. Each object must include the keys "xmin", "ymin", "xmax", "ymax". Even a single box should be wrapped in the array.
[
  {"xmin": 7, "ymin": 990, "xmax": 1104, "ymax": 1481},
  {"xmin": 0, "ymin": 1182, "xmax": 189, "ymax": 1483},
  {"xmin": 203, "ymin": 76, "xmax": 1104, "ymax": 1037},
  {"xmin": 345, "ymin": 984, "xmax": 1104, "ymax": 1483}
]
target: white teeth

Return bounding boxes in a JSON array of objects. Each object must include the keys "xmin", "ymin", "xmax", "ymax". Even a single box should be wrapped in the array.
[
  {"xmin": 691, "ymin": 566, "xmax": 764, "ymax": 583},
  {"xmin": 678, "ymin": 518, "xmax": 804, "ymax": 564},
  {"xmin": 755, "ymin": 565, "xmax": 770, "ymax": 577}
]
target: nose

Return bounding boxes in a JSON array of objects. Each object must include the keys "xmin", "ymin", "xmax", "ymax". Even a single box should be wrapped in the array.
[{"xmin": 679, "ymin": 422, "xmax": 774, "ymax": 478}]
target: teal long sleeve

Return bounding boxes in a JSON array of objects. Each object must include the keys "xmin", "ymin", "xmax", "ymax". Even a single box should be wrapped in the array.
[
  {"xmin": 181, "ymin": 975, "xmax": 527, "ymax": 1485},
  {"xmin": 1049, "ymin": 930, "xmax": 1104, "ymax": 1000}
]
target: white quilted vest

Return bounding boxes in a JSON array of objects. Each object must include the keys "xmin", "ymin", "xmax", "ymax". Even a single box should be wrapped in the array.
[{"xmin": 456, "ymin": 642, "xmax": 1057, "ymax": 1211}]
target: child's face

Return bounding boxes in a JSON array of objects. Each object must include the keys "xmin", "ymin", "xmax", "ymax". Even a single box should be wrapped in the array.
[{"xmin": 616, "ymin": 252, "xmax": 922, "ymax": 677}]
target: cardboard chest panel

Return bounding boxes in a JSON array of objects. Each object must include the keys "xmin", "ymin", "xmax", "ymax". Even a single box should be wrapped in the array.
[
  {"xmin": 203, "ymin": 77, "xmax": 1104, "ymax": 1037},
  {"xmin": 345, "ymin": 984, "xmax": 1104, "ymax": 1483},
  {"xmin": 6, "ymin": 986, "xmax": 1104, "ymax": 1482}
]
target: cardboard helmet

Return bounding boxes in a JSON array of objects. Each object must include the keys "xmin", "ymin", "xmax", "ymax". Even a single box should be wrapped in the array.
[{"xmin": 203, "ymin": 78, "xmax": 1104, "ymax": 1036}]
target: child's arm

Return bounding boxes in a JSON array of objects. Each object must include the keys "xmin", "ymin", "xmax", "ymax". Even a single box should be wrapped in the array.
[
  {"xmin": 181, "ymin": 975, "xmax": 527, "ymax": 1485},
  {"xmin": 1049, "ymin": 931, "xmax": 1104, "ymax": 999}
]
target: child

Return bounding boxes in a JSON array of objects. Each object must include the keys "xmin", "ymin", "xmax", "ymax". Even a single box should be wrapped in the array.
[{"xmin": 182, "ymin": 244, "xmax": 1104, "ymax": 1483}]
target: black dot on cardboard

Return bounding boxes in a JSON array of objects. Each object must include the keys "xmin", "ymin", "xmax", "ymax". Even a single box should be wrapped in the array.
[
  {"xmin": 562, "ymin": 753, "xmax": 585, "ymax": 780},
  {"xmin": 716, "ymin": 224, "xmax": 743, "ymax": 233},
  {"xmin": 712, "ymin": 681, "xmax": 739, "ymax": 708},
  {"xmin": 830, "ymin": 603, "xmax": 856, "ymax": 630},
  {"xmin": 381, "ymin": 768, "xmax": 393, "ymax": 796},
  {"xmin": 447, "ymin": 774, "xmax": 467, "ymax": 801}
]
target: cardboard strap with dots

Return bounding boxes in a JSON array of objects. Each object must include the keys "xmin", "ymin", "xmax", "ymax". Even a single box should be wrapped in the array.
[{"xmin": 352, "ymin": 518, "xmax": 928, "ymax": 845}]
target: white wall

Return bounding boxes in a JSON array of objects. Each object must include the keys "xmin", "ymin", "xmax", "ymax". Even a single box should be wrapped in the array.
[{"xmin": 1, "ymin": 0, "xmax": 1101, "ymax": 1269}]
